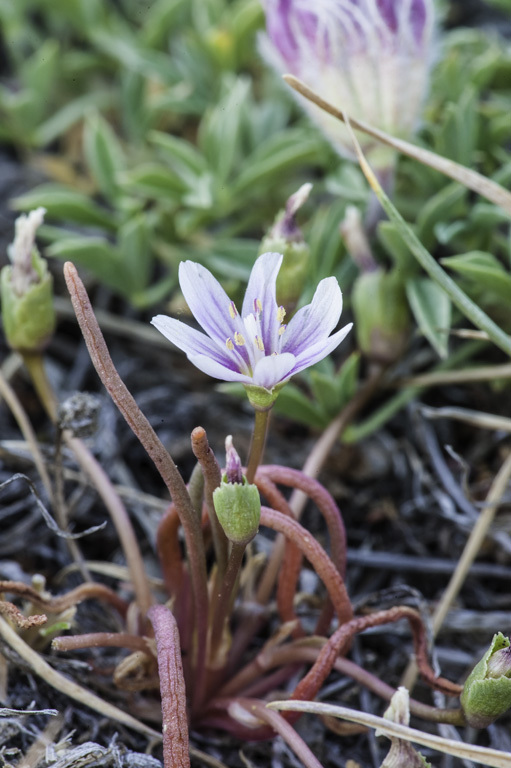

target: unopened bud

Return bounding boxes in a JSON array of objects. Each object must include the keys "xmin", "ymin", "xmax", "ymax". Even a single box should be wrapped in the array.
[
  {"xmin": 352, "ymin": 268, "xmax": 409, "ymax": 364},
  {"xmin": 213, "ymin": 439, "xmax": 261, "ymax": 545},
  {"xmin": 260, "ymin": 184, "xmax": 312, "ymax": 309},
  {"xmin": 225, "ymin": 435, "xmax": 243, "ymax": 484},
  {"xmin": 461, "ymin": 633, "xmax": 511, "ymax": 728},
  {"xmin": 1, "ymin": 208, "xmax": 56, "ymax": 352},
  {"xmin": 379, "ymin": 688, "xmax": 431, "ymax": 767}
]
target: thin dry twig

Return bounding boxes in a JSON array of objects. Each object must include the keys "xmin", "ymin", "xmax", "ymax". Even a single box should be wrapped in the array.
[
  {"xmin": 0, "ymin": 615, "xmax": 161, "ymax": 740},
  {"xmin": 402, "ymin": 449, "xmax": 511, "ymax": 691},
  {"xmin": 268, "ymin": 701, "xmax": 511, "ymax": 768},
  {"xmin": 283, "ymin": 74, "xmax": 511, "ymax": 214}
]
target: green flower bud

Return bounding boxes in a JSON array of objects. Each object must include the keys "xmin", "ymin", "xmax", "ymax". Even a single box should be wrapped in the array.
[
  {"xmin": 213, "ymin": 438, "xmax": 261, "ymax": 545},
  {"xmin": 461, "ymin": 632, "xmax": 511, "ymax": 728},
  {"xmin": 1, "ymin": 208, "xmax": 56, "ymax": 352},
  {"xmin": 352, "ymin": 268, "xmax": 409, "ymax": 364},
  {"xmin": 259, "ymin": 183, "xmax": 311, "ymax": 310}
]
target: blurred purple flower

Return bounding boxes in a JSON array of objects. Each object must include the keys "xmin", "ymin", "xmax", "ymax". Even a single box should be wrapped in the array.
[
  {"xmin": 152, "ymin": 252, "xmax": 351, "ymax": 394},
  {"xmin": 260, "ymin": 0, "xmax": 435, "ymax": 162}
]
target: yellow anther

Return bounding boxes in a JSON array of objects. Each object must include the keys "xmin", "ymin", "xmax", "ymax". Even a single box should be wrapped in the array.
[
  {"xmin": 278, "ymin": 324, "xmax": 286, "ymax": 336},
  {"xmin": 255, "ymin": 336, "xmax": 265, "ymax": 352},
  {"xmin": 277, "ymin": 306, "xmax": 286, "ymax": 323},
  {"xmin": 254, "ymin": 298, "xmax": 263, "ymax": 314},
  {"xmin": 234, "ymin": 332, "xmax": 245, "ymax": 346},
  {"xmin": 228, "ymin": 301, "xmax": 238, "ymax": 319},
  {"xmin": 226, "ymin": 338, "xmax": 234, "ymax": 351}
]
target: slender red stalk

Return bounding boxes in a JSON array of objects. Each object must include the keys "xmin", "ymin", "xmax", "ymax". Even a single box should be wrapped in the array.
[
  {"xmin": 290, "ymin": 607, "xmax": 462, "ymax": 705},
  {"xmin": 52, "ymin": 632, "xmax": 150, "ymax": 654},
  {"xmin": 148, "ymin": 605, "xmax": 190, "ymax": 768},
  {"xmin": 64, "ymin": 262, "xmax": 209, "ymax": 708},
  {"xmin": 260, "ymin": 507, "xmax": 353, "ymax": 627}
]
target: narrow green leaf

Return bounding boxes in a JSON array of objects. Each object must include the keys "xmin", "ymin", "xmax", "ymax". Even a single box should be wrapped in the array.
[
  {"xmin": 83, "ymin": 112, "xmax": 126, "ymax": 200},
  {"xmin": 46, "ymin": 237, "xmax": 127, "ymax": 294},
  {"xmin": 441, "ymin": 251, "xmax": 511, "ymax": 301},
  {"xmin": 12, "ymin": 185, "xmax": 116, "ymax": 230},
  {"xmin": 118, "ymin": 215, "xmax": 151, "ymax": 292},
  {"xmin": 348, "ymin": 128, "xmax": 511, "ymax": 357},
  {"xmin": 406, "ymin": 277, "xmax": 452, "ymax": 359}
]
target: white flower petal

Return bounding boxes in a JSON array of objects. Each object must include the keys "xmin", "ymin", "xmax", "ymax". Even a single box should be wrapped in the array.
[
  {"xmin": 290, "ymin": 323, "xmax": 352, "ymax": 376},
  {"xmin": 188, "ymin": 354, "xmax": 253, "ymax": 384},
  {"xmin": 242, "ymin": 252, "xmax": 283, "ymax": 352},
  {"xmin": 178, "ymin": 261, "xmax": 246, "ymax": 352},
  {"xmin": 151, "ymin": 314, "xmax": 234, "ymax": 369},
  {"xmin": 283, "ymin": 277, "xmax": 343, "ymax": 355},
  {"xmin": 252, "ymin": 352, "xmax": 297, "ymax": 389}
]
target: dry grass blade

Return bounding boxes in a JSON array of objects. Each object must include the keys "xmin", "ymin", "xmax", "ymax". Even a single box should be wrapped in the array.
[
  {"xmin": 283, "ymin": 74, "xmax": 511, "ymax": 214},
  {"xmin": 422, "ymin": 406, "xmax": 511, "ymax": 433},
  {"xmin": 267, "ymin": 701, "xmax": 511, "ymax": 767},
  {"xmin": 0, "ymin": 615, "xmax": 161, "ymax": 741}
]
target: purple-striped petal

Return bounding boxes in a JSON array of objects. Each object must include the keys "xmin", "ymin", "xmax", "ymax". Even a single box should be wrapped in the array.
[
  {"xmin": 252, "ymin": 352, "xmax": 297, "ymax": 389},
  {"xmin": 282, "ymin": 277, "xmax": 343, "ymax": 355},
  {"xmin": 242, "ymin": 252, "xmax": 283, "ymax": 353},
  {"xmin": 188, "ymin": 354, "xmax": 253, "ymax": 384},
  {"xmin": 290, "ymin": 323, "xmax": 353, "ymax": 376},
  {"xmin": 151, "ymin": 314, "xmax": 235, "ymax": 369},
  {"xmin": 178, "ymin": 261, "xmax": 248, "ymax": 367}
]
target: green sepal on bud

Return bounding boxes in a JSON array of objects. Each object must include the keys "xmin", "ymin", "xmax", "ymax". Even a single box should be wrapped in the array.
[
  {"xmin": 461, "ymin": 632, "xmax": 511, "ymax": 728},
  {"xmin": 213, "ymin": 475, "xmax": 261, "ymax": 546},
  {"xmin": 1, "ymin": 208, "xmax": 56, "ymax": 352},
  {"xmin": 352, "ymin": 268, "xmax": 409, "ymax": 364},
  {"xmin": 259, "ymin": 183, "xmax": 312, "ymax": 310}
]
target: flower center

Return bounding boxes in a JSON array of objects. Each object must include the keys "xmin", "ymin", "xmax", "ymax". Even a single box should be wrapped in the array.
[{"xmin": 225, "ymin": 299, "xmax": 287, "ymax": 375}]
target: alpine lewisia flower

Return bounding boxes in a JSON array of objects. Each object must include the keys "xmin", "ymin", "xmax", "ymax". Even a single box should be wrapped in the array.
[
  {"xmin": 260, "ymin": 0, "xmax": 435, "ymax": 165},
  {"xmin": 152, "ymin": 252, "xmax": 351, "ymax": 407}
]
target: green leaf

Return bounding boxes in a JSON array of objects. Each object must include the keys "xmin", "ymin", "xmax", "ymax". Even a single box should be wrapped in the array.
[
  {"xmin": 378, "ymin": 220, "xmax": 417, "ymax": 274},
  {"xmin": 272, "ymin": 384, "xmax": 327, "ymax": 429},
  {"xmin": 83, "ymin": 112, "xmax": 126, "ymax": 200},
  {"xmin": 149, "ymin": 130, "xmax": 208, "ymax": 177},
  {"xmin": 119, "ymin": 163, "xmax": 187, "ymax": 200},
  {"xmin": 406, "ymin": 277, "xmax": 452, "ymax": 359},
  {"xmin": 33, "ymin": 90, "xmax": 115, "ymax": 147},
  {"xmin": 309, "ymin": 372, "xmax": 341, "ymax": 416},
  {"xmin": 441, "ymin": 251, "xmax": 511, "ymax": 302},
  {"xmin": 46, "ymin": 237, "xmax": 127, "ymax": 294},
  {"xmin": 416, "ymin": 182, "xmax": 467, "ymax": 251},
  {"xmin": 118, "ymin": 214, "xmax": 151, "ymax": 293},
  {"xmin": 234, "ymin": 129, "xmax": 322, "ymax": 195},
  {"xmin": 198, "ymin": 76, "xmax": 250, "ymax": 183},
  {"xmin": 12, "ymin": 185, "xmax": 117, "ymax": 230},
  {"xmin": 352, "ymin": 142, "xmax": 511, "ymax": 356}
]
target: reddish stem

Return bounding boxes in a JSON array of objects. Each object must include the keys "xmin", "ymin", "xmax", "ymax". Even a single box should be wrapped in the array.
[
  {"xmin": 191, "ymin": 427, "xmax": 228, "ymax": 580},
  {"xmin": 64, "ymin": 263, "xmax": 209, "ymax": 708},
  {"xmin": 148, "ymin": 605, "xmax": 190, "ymax": 768},
  {"xmin": 290, "ymin": 607, "xmax": 462, "ymax": 705},
  {"xmin": 52, "ymin": 632, "xmax": 151, "ymax": 654},
  {"xmin": 0, "ymin": 580, "xmax": 128, "ymax": 618},
  {"xmin": 260, "ymin": 507, "xmax": 353, "ymax": 627}
]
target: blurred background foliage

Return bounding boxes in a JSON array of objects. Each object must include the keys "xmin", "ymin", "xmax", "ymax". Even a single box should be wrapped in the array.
[{"xmin": 0, "ymin": 0, "xmax": 510, "ymax": 429}]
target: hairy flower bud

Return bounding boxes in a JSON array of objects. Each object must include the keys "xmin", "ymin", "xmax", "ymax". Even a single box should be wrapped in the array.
[
  {"xmin": 1, "ymin": 208, "xmax": 56, "ymax": 352},
  {"xmin": 260, "ymin": 184, "xmax": 312, "ymax": 310},
  {"xmin": 260, "ymin": 0, "xmax": 435, "ymax": 168},
  {"xmin": 213, "ymin": 438, "xmax": 261, "ymax": 545},
  {"xmin": 461, "ymin": 633, "xmax": 511, "ymax": 728}
]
